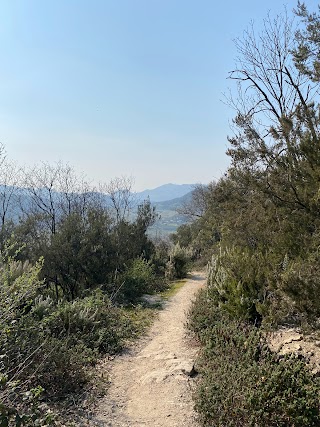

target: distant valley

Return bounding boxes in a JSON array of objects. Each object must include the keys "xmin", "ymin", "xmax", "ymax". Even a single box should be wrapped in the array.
[
  {"xmin": 136, "ymin": 183, "xmax": 194, "ymax": 203},
  {"xmin": 136, "ymin": 183, "xmax": 194, "ymax": 237}
]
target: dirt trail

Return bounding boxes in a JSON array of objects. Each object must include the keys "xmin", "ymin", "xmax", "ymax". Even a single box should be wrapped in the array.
[{"xmin": 93, "ymin": 272, "xmax": 205, "ymax": 427}]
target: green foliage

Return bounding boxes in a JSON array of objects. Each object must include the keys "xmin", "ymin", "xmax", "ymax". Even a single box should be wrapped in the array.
[
  {"xmin": 275, "ymin": 252, "xmax": 320, "ymax": 327},
  {"xmin": 189, "ymin": 293, "xmax": 320, "ymax": 427},
  {"xmin": 170, "ymin": 223, "xmax": 194, "ymax": 248},
  {"xmin": 0, "ymin": 251, "xmax": 52, "ymax": 425},
  {"xmin": 206, "ymin": 248, "xmax": 272, "ymax": 323},
  {"xmin": 118, "ymin": 258, "xmax": 160, "ymax": 302},
  {"xmin": 150, "ymin": 239, "xmax": 170, "ymax": 276},
  {"xmin": 171, "ymin": 183, "xmax": 220, "ymax": 264},
  {"xmin": 165, "ymin": 243, "xmax": 191, "ymax": 280},
  {"xmin": 13, "ymin": 199, "xmax": 162, "ymax": 302},
  {"xmin": 14, "ymin": 209, "xmax": 117, "ymax": 301},
  {"xmin": 0, "ymin": 380, "xmax": 55, "ymax": 426},
  {"xmin": 293, "ymin": 2, "xmax": 320, "ymax": 82},
  {"xmin": 44, "ymin": 291, "xmax": 132, "ymax": 354},
  {"xmin": 187, "ymin": 288, "xmax": 225, "ymax": 337}
]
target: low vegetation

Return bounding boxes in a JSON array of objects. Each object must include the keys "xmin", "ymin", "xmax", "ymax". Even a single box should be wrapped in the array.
[{"xmin": 189, "ymin": 290, "xmax": 320, "ymax": 426}]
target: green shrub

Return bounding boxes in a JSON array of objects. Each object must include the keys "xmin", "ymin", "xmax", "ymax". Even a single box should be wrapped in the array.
[
  {"xmin": 42, "ymin": 291, "xmax": 129, "ymax": 354},
  {"xmin": 150, "ymin": 239, "xmax": 170, "ymax": 277},
  {"xmin": 119, "ymin": 258, "xmax": 159, "ymax": 302},
  {"xmin": 206, "ymin": 247, "xmax": 273, "ymax": 324},
  {"xmin": 165, "ymin": 243, "xmax": 191, "ymax": 280},
  {"xmin": 0, "ymin": 380, "xmax": 55, "ymax": 427},
  {"xmin": 279, "ymin": 253, "xmax": 320, "ymax": 326},
  {"xmin": 0, "ymin": 254, "xmax": 56, "ymax": 425},
  {"xmin": 188, "ymin": 294, "xmax": 320, "ymax": 427}
]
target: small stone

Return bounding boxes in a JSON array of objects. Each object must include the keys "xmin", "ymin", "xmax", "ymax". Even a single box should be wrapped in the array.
[
  {"xmin": 182, "ymin": 364, "xmax": 198, "ymax": 378},
  {"xmin": 282, "ymin": 334, "xmax": 303, "ymax": 345}
]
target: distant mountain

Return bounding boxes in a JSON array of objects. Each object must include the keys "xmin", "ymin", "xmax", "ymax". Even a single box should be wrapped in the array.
[
  {"xmin": 136, "ymin": 183, "xmax": 194, "ymax": 203},
  {"xmin": 147, "ymin": 191, "xmax": 194, "ymax": 237},
  {"xmin": 153, "ymin": 191, "xmax": 193, "ymax": 212}
]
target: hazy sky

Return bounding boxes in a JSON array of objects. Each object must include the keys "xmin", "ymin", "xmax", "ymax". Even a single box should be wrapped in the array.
[{"xmin": 0, "ymin": 0, "xmax": 316, "ymax": 190}]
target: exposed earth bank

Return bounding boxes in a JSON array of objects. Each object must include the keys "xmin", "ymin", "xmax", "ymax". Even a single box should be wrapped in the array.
[{"xmin": 93, "ymin": 272, "xmax": 205, "ymax": 426}]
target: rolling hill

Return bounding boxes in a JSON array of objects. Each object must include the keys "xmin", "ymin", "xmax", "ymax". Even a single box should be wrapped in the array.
[{"xmin": 136, "ymin": 183, "xmax": 194, "ymax": 203}]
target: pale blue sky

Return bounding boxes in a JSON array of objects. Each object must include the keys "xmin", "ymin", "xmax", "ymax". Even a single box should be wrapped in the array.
[{"xmin": 0, "ymin": 0, "xmax": 316, "ymax": 190}]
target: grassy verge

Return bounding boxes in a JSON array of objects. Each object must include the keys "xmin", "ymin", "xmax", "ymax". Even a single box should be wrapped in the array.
[
  {"xmin": 160, "ymin": 279, "xmax": 187, "ymax": 299},
  {"xmin": 121, "ymin": 305, "xmax": 157, "ymax": 338}
]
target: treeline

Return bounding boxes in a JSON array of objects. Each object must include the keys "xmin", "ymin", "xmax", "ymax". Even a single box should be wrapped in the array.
[
  {"xmin": 174, "ymin": 4, "xmax": 320, "ymax": 426},
  {"xmin": 0, "ymin": 155, "xmax": 190, "ymax": 425}
]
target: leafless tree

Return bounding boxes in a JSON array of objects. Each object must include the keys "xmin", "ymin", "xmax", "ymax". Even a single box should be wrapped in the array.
[
  {"xmin": 23, "ymin": 162, "xmax": 61, "ymax": 235},
  {"xmin": 0, "ymin": 144, "xmax": 23, "ymax": 229},
  {"xmin": 178, "ymin": 183, "xmax": 215, "ymax": 219},
  {"xmin": 23, "ymin": 161, "xmax": 94, "ymax": 235},
  {"xmin": 226, "ymin": 9, "xmax": 320, "ymax": 213},
  {"xmin": 227, "ymin": 11, "xmax": 319, "ymax": 147},
  {"xmin": 0, "ymin": 159, "xmax": 23, "ymax": 228},
  {"xmin": 100, "ymin": 176, "xmax": 136, "ymax": 224},
  {"xmin": 56, "ymin": 163, "xmax": 94, "ymax": 218}
]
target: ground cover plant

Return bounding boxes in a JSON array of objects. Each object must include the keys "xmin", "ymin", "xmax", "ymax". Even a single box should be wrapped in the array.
[{"xmin": 189, "ymin": 290, "xmax": 320, "ymax": 426}]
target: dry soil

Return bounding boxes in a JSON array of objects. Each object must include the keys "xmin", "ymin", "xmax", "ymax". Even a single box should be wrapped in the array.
[{"xmin": 92, "ymin": 272, "xmax": 205, "ymax": 427}]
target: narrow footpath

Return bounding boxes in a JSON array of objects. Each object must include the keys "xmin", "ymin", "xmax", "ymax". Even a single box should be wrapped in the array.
[{"xmin": 93, "ymin": 272, "xmax": 205, "ymax": 427}]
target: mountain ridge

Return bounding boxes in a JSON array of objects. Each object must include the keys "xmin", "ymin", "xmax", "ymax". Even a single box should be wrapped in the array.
[{"xmin": 136, "ymin": 183, "xmax": 194, "ymax": 203}]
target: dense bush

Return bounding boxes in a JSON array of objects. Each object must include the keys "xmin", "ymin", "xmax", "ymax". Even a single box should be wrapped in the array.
[
  {"xmin": 189, "ymin": 291, "xmax": 320, "ymax": 427},
  {"xmin": 0, "ymin": 253, "xmax": 51, "ymax": 425},
  {"xmin": 279, "ymin": 253, "xmax": 320, "ymax": 326},
  {"xmin": 165, "ymin": 243, "xmax": 191, "ymax": 280},
  {"xmin": 41, "ymin": 291, "xmax": 130, "ymax": 354},
  {"xmin": 12, "ymin": 199, "xmax": 164, "ymax": 303},
  {"xmin": 206, "ymin": 248, "xmax": 270, "ymax": 324},
  {"xmin": 118, "ymin": 258, "xmax": 159, "ymax": 302}
]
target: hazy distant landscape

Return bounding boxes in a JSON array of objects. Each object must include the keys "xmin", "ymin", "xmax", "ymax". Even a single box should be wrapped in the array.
[
  {"xmin": 136, "ymin": 183, "xmax": 193, "ymax": 236},
  {"xmin": 1, "ymin": 181, "xmax": 194, "ymax": 237}
]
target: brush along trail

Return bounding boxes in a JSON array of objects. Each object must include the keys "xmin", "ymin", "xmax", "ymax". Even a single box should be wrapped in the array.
[{"xmin": 93, "ymin": 272, "xmax": 205, "ymax": 426}]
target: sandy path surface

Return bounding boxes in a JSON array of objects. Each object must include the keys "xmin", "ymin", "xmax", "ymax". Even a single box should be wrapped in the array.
[{"xmin": 93, "ymin": 272, "xmax": 205, "ymax": 427}]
